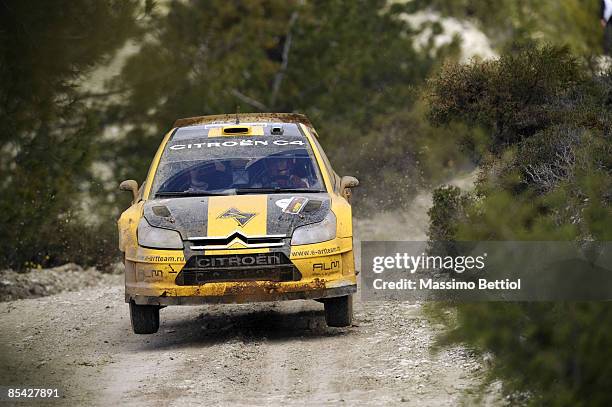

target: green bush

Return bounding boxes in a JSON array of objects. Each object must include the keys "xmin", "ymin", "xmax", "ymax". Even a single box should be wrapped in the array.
[
  {"xmin": 0, "ymin": 1, "xmax": 141, "ymax": 270},
  {"xmin": 425, "ymin": 43, "xmax": 612, "ymax": 404}
]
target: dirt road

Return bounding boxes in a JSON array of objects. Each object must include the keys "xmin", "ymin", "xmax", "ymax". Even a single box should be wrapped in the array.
[
  {"xmin": 0, "ymin": 174, "xmax": 493, "ymax": 406},
  {"xmin": 1, "ymin": 283, "xmax": 487, "ymax": 406}
]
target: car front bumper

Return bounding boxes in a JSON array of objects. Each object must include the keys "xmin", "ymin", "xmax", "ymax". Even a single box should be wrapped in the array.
[
  {"xmin": 127, "ymin": 282, "xmax": 357, "ymax": 305},
  {"xmin": 124, "ymin": 238, "xmax": 357, "ymax": 305}
]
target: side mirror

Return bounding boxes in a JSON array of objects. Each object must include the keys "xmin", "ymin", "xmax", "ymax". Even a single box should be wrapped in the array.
[
  {"xmin": 340, "ymin": 176, "xmax": 359, "ymax": 203},
  {"xmin": 119, "ymin": 179, "xmax": 139, "ymax": 204}
]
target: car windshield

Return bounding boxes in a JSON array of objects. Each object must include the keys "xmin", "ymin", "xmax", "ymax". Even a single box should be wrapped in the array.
[{"xmin": 151, "ymin": 136, "xmax": 325, "ymax": 197}]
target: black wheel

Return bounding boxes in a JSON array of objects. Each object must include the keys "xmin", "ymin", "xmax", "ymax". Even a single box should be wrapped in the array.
[
  {"xmin": 129, "ymin": 302, "xmax": 160, "ymax": 334},
  {"xmin": 324, "ymin": 295, "xmax": 353, "ymax": 327}
]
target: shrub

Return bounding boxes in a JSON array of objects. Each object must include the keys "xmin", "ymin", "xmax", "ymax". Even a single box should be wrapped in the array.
[{"xmin": 425, "ymin": 43, "xmax": 612, "ymax": 404}]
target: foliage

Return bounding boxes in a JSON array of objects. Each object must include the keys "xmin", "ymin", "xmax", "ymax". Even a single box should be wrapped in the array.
[
  {"xmin": 427, "ymin": 185, "xmax": 466, "ymax": 242},
  {"xmin": 428, "ymin": 43, "xmax": 590, "ymax": 153},
  {"xmin": 0, "ymin": 0, "xmax": 142, "ymax": 269},
  {"xmin": 409, "ymin": 0, "xmax": 603, "ymax": 56},
  {"xmin": 426, "ymin": 43, "xmax": 612, "ymax": 404}
]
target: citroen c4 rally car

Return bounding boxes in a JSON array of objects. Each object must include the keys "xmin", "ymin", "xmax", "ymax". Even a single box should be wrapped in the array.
[{"xmin": 118, "ymin": 113, "xmax": 359, "ymax": 334}]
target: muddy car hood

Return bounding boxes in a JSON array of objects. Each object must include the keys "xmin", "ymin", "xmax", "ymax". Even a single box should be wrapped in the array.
[{"xmin": 143, "ymin": 193, "xmax": 331, "ymax": 240}]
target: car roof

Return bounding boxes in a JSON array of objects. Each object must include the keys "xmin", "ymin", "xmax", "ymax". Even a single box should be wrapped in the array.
[
  {"xmin": 172, "ymin": 122, "xmax": 304, "ymax": 141},
  {"xmin": 173, "ymin": 112, "xmax": 313, "ymax": 128}
]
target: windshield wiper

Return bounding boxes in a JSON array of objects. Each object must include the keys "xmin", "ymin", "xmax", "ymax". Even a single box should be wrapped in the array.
[
  {"xmin": 235, "ymin": 188, "xmax": 325, "ymax": 195},
  {"xmin": 155, "ymin": 190, "xmax": 234, "ymax": 197}
]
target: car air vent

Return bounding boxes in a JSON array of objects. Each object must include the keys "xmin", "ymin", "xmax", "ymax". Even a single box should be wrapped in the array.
[
  {"xmin": 270, "ymin": 125, "xmax": 283, "ymax": 135},
  {"xmin": 222, "ymin": 126, "xmax": 250, "ymax": 134}
]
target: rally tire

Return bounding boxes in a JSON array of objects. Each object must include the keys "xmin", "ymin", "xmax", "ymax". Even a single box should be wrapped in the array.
[
  {"xmin": 130, "ymin": 302, "xmax": 160, "ymax": 334},
  {"xmin": 324, "ymin": 295, "xmax": 353, "ymax": 327}
]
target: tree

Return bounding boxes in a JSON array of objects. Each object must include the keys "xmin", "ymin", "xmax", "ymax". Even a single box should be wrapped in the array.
[{"xmin": 0, "ymin": 0, "xmax": 142, "ymax": 268}]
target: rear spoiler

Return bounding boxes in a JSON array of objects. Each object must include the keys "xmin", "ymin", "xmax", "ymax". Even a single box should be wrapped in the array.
[{"xmin": 173, "ymin": 113, "xmax": 314, "ymax": 129}]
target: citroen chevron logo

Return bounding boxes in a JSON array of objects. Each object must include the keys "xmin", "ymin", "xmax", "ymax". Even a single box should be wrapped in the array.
[{"xmin": 217, "ymin": 207, "xmax": 256, "ymax": 227}]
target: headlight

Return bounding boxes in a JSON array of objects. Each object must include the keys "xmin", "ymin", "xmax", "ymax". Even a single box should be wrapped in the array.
[
  {"xmin": 291, "ymin": 211, "xmax": 336, "ymax": 245},
  {"xmin": 137, "ymin": 218, "xmax": 183, "ymax": 249}
]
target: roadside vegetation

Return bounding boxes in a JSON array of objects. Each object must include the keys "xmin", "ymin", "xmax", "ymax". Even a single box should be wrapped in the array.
[
  {"xmin": 0, "ymin": 0, "xmax": 142, "ymax": 269},
  {"xmin": 425, "ymin": 43, "xmax": 612, "ymax": 404}
]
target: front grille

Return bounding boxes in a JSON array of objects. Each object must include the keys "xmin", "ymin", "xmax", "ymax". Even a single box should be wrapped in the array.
[
  {"xmin": 176, "ymin": 252, "xmax": 301, "ymax": 285},
  {"xmin": 187, "ymin": 231, "xmax": 286, "ymax": 250}
]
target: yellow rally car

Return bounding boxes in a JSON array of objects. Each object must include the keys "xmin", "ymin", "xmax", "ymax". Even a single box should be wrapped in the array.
[{"xmin": 118, "ymin": 113, "xmax": 359, "ymax": 334}]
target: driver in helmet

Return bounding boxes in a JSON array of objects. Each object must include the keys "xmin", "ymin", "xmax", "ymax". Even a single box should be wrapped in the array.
[
  {"xmin": 267, "ymin": 157, "xmax": 308, "ymax": 188},
  {"xmin": 187, "ymin": 161, "xmax": 227, "ymax": 191}
]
